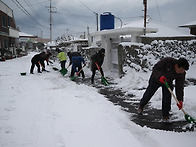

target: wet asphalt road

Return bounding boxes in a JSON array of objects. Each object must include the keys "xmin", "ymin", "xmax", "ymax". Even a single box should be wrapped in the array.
[{"xmin": 74, "ymin": 76, "xmax": 196, "ymax": 132}]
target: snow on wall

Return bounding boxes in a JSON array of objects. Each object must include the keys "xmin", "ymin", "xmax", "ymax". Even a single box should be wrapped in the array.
[{"xmin": 121, "ymin": 40, "xmax": 196, "ymax": 72}]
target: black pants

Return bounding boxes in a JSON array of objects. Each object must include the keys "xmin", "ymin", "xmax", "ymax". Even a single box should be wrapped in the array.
[
  {"xmin": 40, "ymin": 61, "xmax": 45, "ymax": 71},
  {"xmin": 139, "ymin": 75, "xmax": 173, "ymax": 117},
  {"xmin": 91, "ymin": 67, "xmax": 104, "ymax": 83},
  {"xmin": 30, "ymin": 62, "xmax": 41, "ymax": 73},
  {"xmin": 60, "ymin": 60, "xmax": 66, "ymax": 69}
]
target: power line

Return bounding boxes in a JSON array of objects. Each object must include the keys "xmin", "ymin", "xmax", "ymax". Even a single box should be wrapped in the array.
[
  {"xmin": 77, "ymin": 0, "xmax": 99, "ymax": 31},
  {"xmin": 96, "ymin": 0, "xmax": 108, "ymax": 13},
  {"xmin": 78, "ymin": 0, "xmax": 94, "ymax": 14},
  {"xmin": 11, "ymin": 0, "xmax": 44, "ymax": 27},
  {"xmin": 155, "ymin": 0, "xmax": 162, "ymax": 22},
  {"xmin": 24, "ymin": 0, "xmax": 40, "ymax": 19}
]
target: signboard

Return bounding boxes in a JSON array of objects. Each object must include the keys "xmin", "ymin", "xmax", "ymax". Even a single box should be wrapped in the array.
[{"xmin": 19, "ymin": 38, "xmax": 31, "ymax": 43}]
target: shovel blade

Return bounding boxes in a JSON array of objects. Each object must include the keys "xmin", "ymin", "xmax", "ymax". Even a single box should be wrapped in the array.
[
  {"xmin": 101, "ymin": 76, "xmax": 109, "ymax": 86},
  {"xmin": 185, "ymin": 114, "xmax": 196, "ymax": 126},
  {"xmin": 48, "ymin": 60, "xmax": 53, "ymax": 64},
  {"xmin": 60, "ymin": 68, "xmax": 68, "ymax": 76},
  {"xmin": 53, "ymin": 67, "xmax": 59, "ymax": 71},
  {"xmin": 70, "ymin": 76, "xmax": 76, "ymax": 81}
]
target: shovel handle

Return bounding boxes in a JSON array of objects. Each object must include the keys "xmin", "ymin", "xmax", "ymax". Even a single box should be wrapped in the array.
[
  {"xmin": 66, "ymin": 64, "xmax": 71, "ymax": 69},
  {"xmin": 95, "ymin": 63, "xmax": 103, "ymax": 76},
  {"xmin": 164, "ymin": 81, "xmax": 186, "ymax": 115},
  {"xmin": 76, "ymin": 64, "xmax": 86, "ymax": 75}
]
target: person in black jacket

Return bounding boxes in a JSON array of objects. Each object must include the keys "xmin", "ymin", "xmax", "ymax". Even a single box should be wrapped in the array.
[
  {"xmin": 30, "ymin": 52, "xmax": 45, "ymax": 74},
  {"xmin": 138, "ymin": 57, "xmax": 189, "ymax": 120},
  {"xmin": 90, "ymin": 48, "xmax": 105, "ymax": 84},
  {"xmin": 40, "ymin": 52, "xmax": 52, "ymax": 71}
]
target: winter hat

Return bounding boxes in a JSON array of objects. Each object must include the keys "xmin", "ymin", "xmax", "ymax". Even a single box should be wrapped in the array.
[{"xmin": 100, "ymin": 48, "xmax": 105, "ymax": 53}]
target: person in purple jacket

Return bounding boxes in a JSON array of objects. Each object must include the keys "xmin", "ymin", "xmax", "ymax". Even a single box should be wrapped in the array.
[{"xmin": 138, "ymin": 57, "xmax": 189, "ymax": 120}]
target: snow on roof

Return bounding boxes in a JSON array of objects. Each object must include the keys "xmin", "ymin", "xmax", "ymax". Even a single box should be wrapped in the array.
[
  {"xmin": 91, "ymin": 27, "xmax": 157, "ymax": 36},
  {"xmin": 46, "ymin": 41, "xmax": 56, "ymax": 46},
  {"xmin": 70, "ymin": 38, "xmax": 88, "ymax": 42},
  {"xmin": 180, "ymin": 20, "xmax": 196, "ymax": 27},
  {"xmin": 19, "ymin": 32, "xmax": 37, "ymax": 37},
  {"xmin": 123, "ymin": 19, "xmax": 194, "ymax": 37}
]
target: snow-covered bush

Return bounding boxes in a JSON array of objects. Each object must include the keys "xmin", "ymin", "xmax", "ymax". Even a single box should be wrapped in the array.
[{"xmin": 121, "ymin": 39, "xmax": 196, "ymax": 72}]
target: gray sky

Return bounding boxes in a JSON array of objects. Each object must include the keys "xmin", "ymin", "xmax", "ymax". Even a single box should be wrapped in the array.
[{"xmin": 2, "ymin": 0, "xmax": 196, "ymax": 40}]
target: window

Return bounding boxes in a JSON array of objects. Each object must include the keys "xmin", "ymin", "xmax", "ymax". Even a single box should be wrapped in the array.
[
  {"xmin": 3, "ymin": 38, "xmax": 8, "ymax": 48},
  {"xmin": 8, "ymin": 16, "xmax": 11, "ymax": 27},
  {"xmin": 2, "ymin": 16, "xmax": 7, "ymax": 27}
]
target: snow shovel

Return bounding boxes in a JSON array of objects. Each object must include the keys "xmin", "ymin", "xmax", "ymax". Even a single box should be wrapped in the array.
[
  {"xmin": 48, "ymin": 60, "xmax": 53, "ymax": 64},
  {"xmin": 95, "ymin": 63, "xmax": 109, "ymax": 86},
  {"xmin": 70, "ymin": 64, "xmax": 86, "ymax": 81},
  {"xmin": 59, "ymin": 68, "xmax": 68, "ymax": 76},
  {"xmin": 61, "ymin": 64, "xmax": 72, "ymax": 76},
  {"xmin": 52, "ymin": 67, "xmax": 59, "ymax": 71},
  {"xmin": 164, "ymin": 80, "xmax": 196, "ymax": 127}
]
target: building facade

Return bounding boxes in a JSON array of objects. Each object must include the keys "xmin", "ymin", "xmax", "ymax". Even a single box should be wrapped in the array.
[
  {"xmin": 180, "ymin": 20, "xmax": 196, "ymax": 36},
  {"xmin": 0, "ymin": 0, "xmax": 19, "ymax": 59},
  {"xmin": 19, "ymin": 32, "xmax": 38, "ymax": 51}
]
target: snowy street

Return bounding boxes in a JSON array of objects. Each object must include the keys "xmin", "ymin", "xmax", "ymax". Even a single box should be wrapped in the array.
[{"xmin": 0, "ymin": 52, "xmax": 196, "ymax": 147}]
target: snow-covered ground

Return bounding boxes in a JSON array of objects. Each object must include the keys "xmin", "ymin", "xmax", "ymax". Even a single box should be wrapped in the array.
[{"xmin": 0, "ymin": 52, "xmax": 196, "ymax": 147}]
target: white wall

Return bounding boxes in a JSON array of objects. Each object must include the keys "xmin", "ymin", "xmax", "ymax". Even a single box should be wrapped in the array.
[{"xmin": 9, "ymin": 27, "xmax": 19, "ymax": 38}]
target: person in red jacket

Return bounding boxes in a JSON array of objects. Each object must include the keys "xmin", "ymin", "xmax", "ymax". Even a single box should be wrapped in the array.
[{"xmin": 138, "ymin": 57, "xmax": 189, "ymax": 120}]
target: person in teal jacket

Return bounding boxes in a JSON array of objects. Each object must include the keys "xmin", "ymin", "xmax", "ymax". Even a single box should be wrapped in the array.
[{"xmin": 57, "ymin": 49, "xmax": 67, "ymax": 70}]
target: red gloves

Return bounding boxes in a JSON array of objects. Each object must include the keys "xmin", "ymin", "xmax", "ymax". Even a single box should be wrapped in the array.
[
  {"xmin": 83, "ymin": 63, "xmax": 86, "ymax": 66},
  {"xmin": 76, "ymin": 72, "xmax": 79, "ymax": 75},
  {"xmin": 177, "ymin": 101, "xmax": 183, "ymax": 110},
  {"xmin": 159, "ymin": 76, "xmax": 167, "ymax": 84}
]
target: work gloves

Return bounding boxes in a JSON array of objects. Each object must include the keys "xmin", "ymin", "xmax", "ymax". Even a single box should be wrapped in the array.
[
  {"xmin": 159, "ymin": 76, "xmax": 167, "ymax": 84},
  {"xmin": 177, "ymin": 101, "xmax": 183, "ymax": 110}
]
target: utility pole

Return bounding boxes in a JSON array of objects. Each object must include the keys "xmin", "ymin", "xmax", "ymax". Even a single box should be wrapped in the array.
[
  {"xmin": 46, "ymin": 0, "xmax": 57, "ymax": 42},
  {"xmin": 94, "ymin": 12, "xmax": 99, "ymax": 31},
  {"xmin": 143, "ymin": 0, "xmax": 147, "ymax": 35},
  {"xmin": 41, "ymin": 30, "xmax": 43, "ymax": 42},
  {"xmin": 66, "ymin": 29, "xmax": 69, "ymax": 40}
]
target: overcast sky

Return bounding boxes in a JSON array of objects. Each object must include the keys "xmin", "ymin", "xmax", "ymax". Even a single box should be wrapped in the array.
[{"xmin": 2, "ymin": 0, "xmax": 196, "ymax": 40}]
